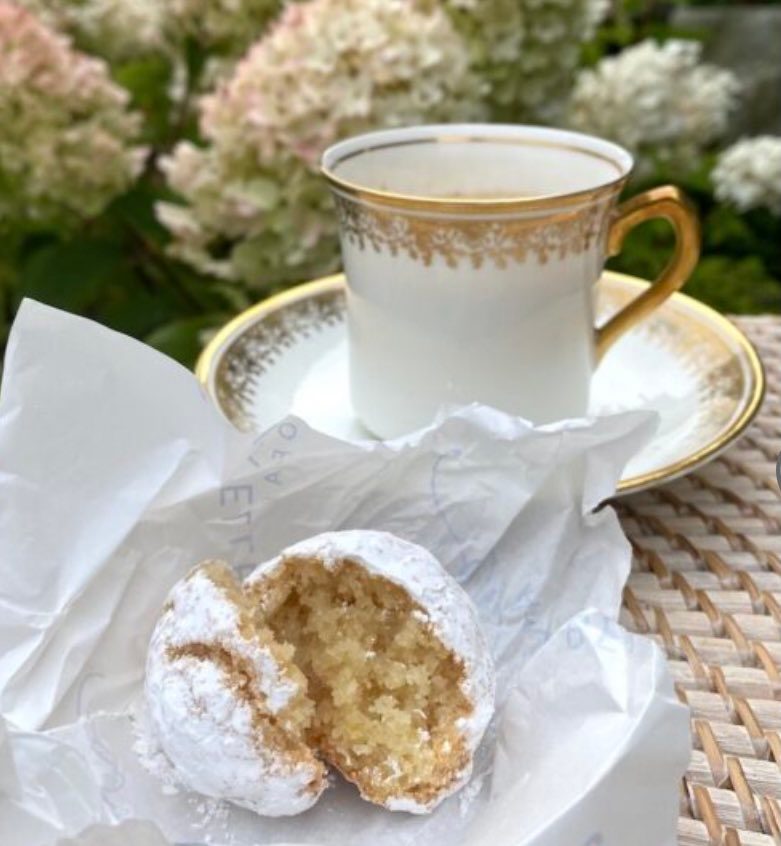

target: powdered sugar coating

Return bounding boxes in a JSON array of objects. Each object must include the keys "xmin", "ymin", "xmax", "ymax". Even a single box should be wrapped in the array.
[
  {"xmin": 245, "ymin": 530, "xmax": 496, "ymax": 813},
  {"xmin": 144, "ymin": 563, "xmax": 326, "ymax": 816}
]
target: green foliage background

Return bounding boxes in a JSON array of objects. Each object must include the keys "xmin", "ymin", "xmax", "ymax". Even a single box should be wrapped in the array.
[
  {"xmin": 1, "ymin": 0, "xmax": 780, "ymax": 368},
  {"xmin": 594, "ymin": 2, "xmax": 781, "ymax": 317}
]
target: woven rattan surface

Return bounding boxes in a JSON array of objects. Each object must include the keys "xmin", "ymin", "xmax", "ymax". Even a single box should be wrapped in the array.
[{"xmin": 615, "ymin": 316, "xmax": 781, "ymax": 845}]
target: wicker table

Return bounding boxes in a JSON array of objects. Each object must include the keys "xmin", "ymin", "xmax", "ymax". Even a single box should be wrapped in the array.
[{"xmin": 615, "ymin": 317, "xmax": 781, "ymax": 845}]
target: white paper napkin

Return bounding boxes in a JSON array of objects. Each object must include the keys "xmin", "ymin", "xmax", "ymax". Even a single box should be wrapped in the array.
[{"xmin": 0, "ymin": 300, "xmax": 690, "ymax": 846}]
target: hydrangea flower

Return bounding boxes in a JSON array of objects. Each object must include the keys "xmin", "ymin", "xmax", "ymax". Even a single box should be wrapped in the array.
[
  {"xmin": 0, "ymin": 3, "xmax": 145, "ymax": 229},
  {"xmin": 15, "ymin": 0, "xmax": 278, "ymax": 59},
  {"xmin": 14, "ymin": 0, "xmax": 167, "ymax": 58},
  {"xmin": 712, "ymin": 136, "xmax": 781, "ymax": 216},
  {"xmin": 158, "ymin": 0, "xmax": 486, "ymax": 288},
  {"xmin": 441, "ymin": 0, "xmax": 609, "ymax": 121},
  {"xmin": 567, "ymin": 39, "xmax": 740, "ymax": 176}
]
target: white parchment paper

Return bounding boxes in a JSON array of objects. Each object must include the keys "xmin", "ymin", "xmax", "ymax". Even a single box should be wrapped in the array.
[{"xmin": 0, "ymin": 301, "xmax": 690, "ymax": 846}]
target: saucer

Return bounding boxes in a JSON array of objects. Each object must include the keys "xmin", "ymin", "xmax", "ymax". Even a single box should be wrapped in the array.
[{"xmin": 196, "ymin": 271, "xmax": 764, "ymax": 495}]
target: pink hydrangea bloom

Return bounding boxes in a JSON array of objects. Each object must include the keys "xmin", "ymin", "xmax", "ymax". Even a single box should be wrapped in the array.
[
  {"xmin": 0, "ymin": 2, "xmax": 144, "ymax": 228},
  {"xmin": 158, "ymin": 0, "xmax": 485, "ymax": 288}
]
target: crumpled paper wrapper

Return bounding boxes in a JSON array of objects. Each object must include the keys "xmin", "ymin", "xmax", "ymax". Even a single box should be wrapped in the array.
[{"xmin": 0, "ymin": 301, "xmax": 690, "ymax": 846}]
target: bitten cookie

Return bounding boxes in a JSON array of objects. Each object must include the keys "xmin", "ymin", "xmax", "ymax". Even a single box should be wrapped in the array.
[
  {"xmin": 144, "ymin": 530, "xmax": 495, "ymax": 816},
  {"xmin": 245, "ymin": 530, "xmax": 495, "ymax": 813}
]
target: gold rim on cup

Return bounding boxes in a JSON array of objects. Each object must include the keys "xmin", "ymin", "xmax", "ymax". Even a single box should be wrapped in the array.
[{"xmin": 321, "ymin": 132, "xmax": 631, "ymax": 214}]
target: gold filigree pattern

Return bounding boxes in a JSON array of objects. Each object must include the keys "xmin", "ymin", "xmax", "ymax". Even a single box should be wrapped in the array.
[
  {"xmin": 333, "ymin": 194, "xmax": 612, "ymax": 268},
  {"xmin": 214, "ymin": 286, "xmax": 344, "ymax": 432}
]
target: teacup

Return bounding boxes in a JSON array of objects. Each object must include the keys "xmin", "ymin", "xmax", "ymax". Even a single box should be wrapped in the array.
[{"xmin": 321, "ymin": 124, "xmax": 700, "ymax": 439}]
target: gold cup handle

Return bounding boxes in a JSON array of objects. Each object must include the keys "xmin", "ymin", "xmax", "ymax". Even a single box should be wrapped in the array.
[{"xmin": 596, "ymin": 185, "xmax": 701, "ymax": 361}]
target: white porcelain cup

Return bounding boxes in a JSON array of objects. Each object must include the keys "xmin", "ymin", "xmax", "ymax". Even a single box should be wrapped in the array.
[{"xmin": 322, "ymin": 124, "xmax": 700, "ymax": 439}]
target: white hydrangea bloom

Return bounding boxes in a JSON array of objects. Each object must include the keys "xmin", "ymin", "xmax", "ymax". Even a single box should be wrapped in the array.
[
  {"xmin": 0, "ymin": 3, "xmax": 145, "ymax": 228},
  {"xmin": 158, "ymin": 0, "xmax": 486, "ymax": 288},
  {"xmin": 440, "ymin": 0, "xmax": 610, "ymax": 120},
  {"xmin": 568, "ymin": 39, "xmax": 740, "ymax": 176},
  {"xmin": 158, "ymin": 143, "xmax": 337, "ymax": 283},
  {"xmin": 14, "ymin": 0, "xmax": 167, "ymax": 58},
  {"xmin": 712, "ymin": 136, "xmax": 781, "ymax": 215}
]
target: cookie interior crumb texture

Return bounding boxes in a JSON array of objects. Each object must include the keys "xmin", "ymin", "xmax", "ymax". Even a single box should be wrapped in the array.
[{"xmin": 252, "ymin": 556, "xmax": 474, "ymax": 810}]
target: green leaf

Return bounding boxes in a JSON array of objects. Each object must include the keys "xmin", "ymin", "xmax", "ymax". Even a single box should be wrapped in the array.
[
  {"xmin": 704, "ymin": 205, "xmax": 757, "ymax": 252},
  {"xmin": 741, "ymin": 208, "xmax": 781, "ymax": 278},
  {"xmin": 145, "ymin": 313, "xmax": 231, "ymax": 366},
  {"xmin": 113, "ymin": 55, "xmax": 174, "ymax": 145},
  {"xmin": 184, "ymin": 37, "xmax": 208, "ymax": 84},
  {"xmin": 0, "ymin": 270, "xmax": 9, "ymax": 349},
  {"xmin": 18, "ymin": 239, "xmax": 132, "ymax": 313},
  {"xmin": 96, "ymin": 281, "xmax": 178, "ymax": 338},
  {"xmin": 109, "ymin": 182, "xmax": 170, "ymax": 247},
  {"xmin": 208, "ymin": 281, "xmax": 253, "ymax": 313},
  {"xmin": 684, "ymin": 256, "xmax": 781, "ymax": 315},
  {"xmin": 607, "ymin": 216, "xmax": 675, "ymax": 283}
]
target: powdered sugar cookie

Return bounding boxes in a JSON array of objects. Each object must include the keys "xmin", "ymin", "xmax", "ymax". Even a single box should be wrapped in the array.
[
  {"xmin": 144, "ymin": 561, "xmax": 327, "ymax": 816},
  {"xmin": 144, "ymin": 531, "xmax": 495, "ymax": 817}
]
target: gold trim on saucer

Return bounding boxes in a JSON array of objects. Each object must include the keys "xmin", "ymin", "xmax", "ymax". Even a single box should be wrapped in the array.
[
  {"xmin": 598, "ymin": 275, "xmax": 765, "ymax": 493},
  {"xmin": 195, "ymin": 274, "xmax": 344, "ymax": 393},
  {"xmin": 196, "ymin": 272, "xmax": 766, "ymax": 497}
]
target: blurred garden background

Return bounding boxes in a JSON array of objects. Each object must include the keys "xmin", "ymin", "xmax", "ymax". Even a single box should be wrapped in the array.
[{"xmin": 0, "ymin": 0, "xmax": 779, "ymax": 366}]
